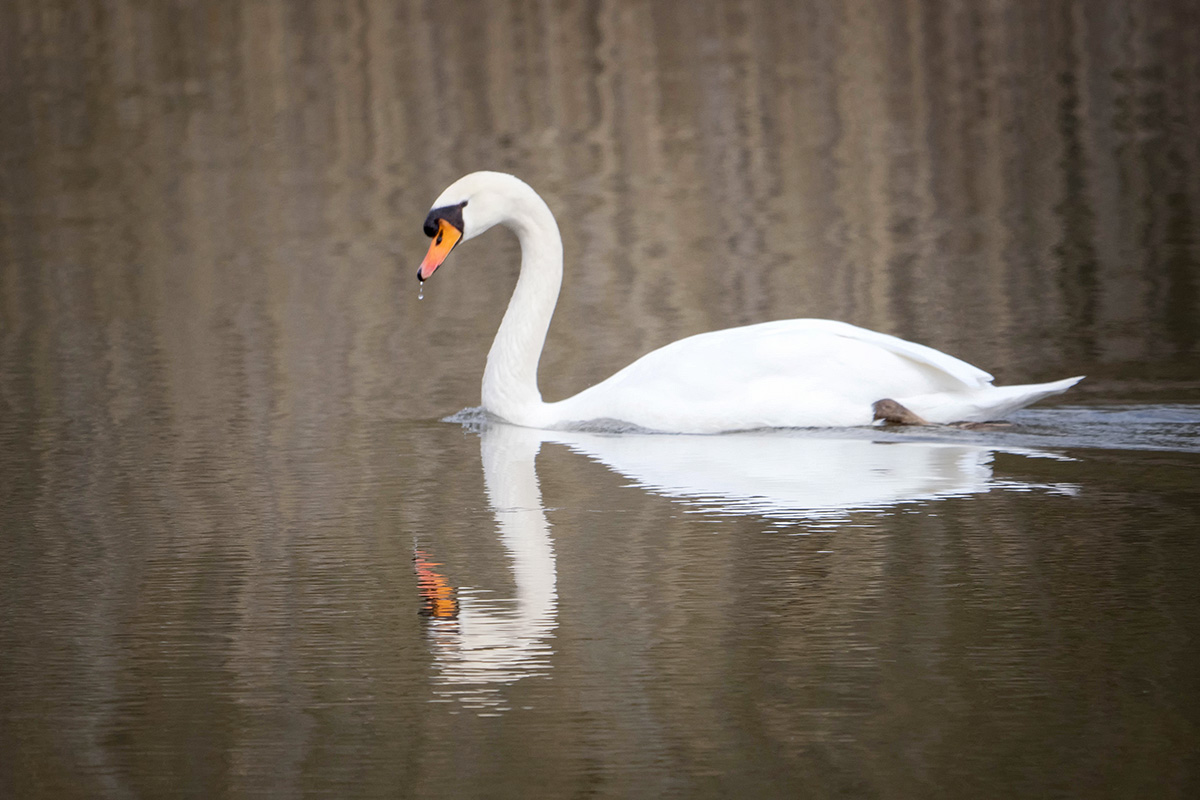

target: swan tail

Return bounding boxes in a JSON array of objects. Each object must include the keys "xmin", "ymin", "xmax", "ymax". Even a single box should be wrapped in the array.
[
  {"xmin": 989, "ymin": 375, "xmax": 1086, "ymax": 410},
  {"xmin": 902, "ymin": 375, "xmax": 1084, "ymax": 424}
]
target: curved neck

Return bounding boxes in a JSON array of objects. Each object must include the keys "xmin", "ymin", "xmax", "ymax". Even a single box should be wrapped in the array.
[{"xmin": 482, "ymin": 190, "xmax": 563, "ymax": 426}]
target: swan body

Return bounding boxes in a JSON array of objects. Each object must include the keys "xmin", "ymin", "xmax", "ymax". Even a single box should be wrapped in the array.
[{"xmin": 417, "ymin": 171, "xmax": 1082, "ymax": 433}]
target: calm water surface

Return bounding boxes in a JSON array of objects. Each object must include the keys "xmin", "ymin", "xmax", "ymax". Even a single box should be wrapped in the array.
[{"xmin": 2, "ymin": 1, "xmax": 1199, "ymax": 798}]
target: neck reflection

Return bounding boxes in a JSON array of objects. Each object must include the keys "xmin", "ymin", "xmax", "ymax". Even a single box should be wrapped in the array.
[{"xmin": 416, "ymin": 424, "xmax": 557, "ymax": 712}]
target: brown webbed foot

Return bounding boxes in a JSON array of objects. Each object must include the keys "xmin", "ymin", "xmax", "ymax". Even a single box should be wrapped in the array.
[{"xmin": 872, "ymin": 398, "xmax": 930, "ymax": 426}]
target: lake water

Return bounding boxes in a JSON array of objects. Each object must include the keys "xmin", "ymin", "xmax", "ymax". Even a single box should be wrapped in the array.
[{"xmin": 2, "ymin": 1, "xmax": 1199, "ymax": 798}]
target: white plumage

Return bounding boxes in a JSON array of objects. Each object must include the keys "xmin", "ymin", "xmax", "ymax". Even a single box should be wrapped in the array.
[{"xmin": 417, "ymin": 172, "xmax": 1081, "ymax": 433}]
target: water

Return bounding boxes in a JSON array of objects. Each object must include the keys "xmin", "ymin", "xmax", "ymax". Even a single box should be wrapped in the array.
[{"xmin": 2, "ymin": 1, "xmax": 1199, "ymax": 797}]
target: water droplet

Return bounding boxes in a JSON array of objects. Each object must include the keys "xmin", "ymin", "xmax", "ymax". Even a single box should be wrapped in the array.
[{"xmin": 418, "ymin": 284, "xmax": 424, "ymax": 301}]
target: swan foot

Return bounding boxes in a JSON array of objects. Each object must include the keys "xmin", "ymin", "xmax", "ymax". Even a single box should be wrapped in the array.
[{"xmin": 872, "ymin": 399, "xmax": 930, "ymax": 426}]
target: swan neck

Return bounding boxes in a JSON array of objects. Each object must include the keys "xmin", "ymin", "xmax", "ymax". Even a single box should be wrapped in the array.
[{"xmin": 482, "ymin": 194, "xmax": 563, "ymax": 426}]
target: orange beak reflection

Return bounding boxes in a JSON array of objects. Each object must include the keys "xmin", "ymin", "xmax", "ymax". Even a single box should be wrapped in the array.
[
  {"xmin": 417, "ymin": 218, "xmax": 462, "ymax": 282},
  {"xmin": 414, "ymin": 549, "xmax": 459, "ymax": 620}
]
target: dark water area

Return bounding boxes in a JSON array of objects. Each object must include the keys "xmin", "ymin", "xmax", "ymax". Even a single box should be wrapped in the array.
[{"xmin": 2, "ymin": 1, "xmax": 1199, "ymax": 798}]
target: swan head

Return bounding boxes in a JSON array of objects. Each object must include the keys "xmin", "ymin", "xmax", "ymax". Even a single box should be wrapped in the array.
[{"xmin": 417, "ymin": 171, "xmax": 540, "ymax": 282}]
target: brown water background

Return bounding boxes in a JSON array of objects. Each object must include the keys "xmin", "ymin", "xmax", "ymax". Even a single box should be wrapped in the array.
[{"xmin": 2, "ymin": 1, "xmax": 1199, "ymax": 798}]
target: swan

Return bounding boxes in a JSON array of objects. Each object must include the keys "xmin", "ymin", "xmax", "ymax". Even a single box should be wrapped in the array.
[{"xmin": 417, "ymin": 171, "xmax": 1082, "ymax": 433}]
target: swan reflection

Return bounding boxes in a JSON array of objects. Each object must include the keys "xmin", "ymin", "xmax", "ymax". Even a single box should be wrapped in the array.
[
  {"xmin": 416, "ymin": 424, "xmax": 557, "ymax": 712},
  {"xmin": 539, "ymin": 428, "xmax": 1074, "ymax": 523},
  {"xmin": 418, "ymin": 422, "xmax": 1073, "ymax": 710}
]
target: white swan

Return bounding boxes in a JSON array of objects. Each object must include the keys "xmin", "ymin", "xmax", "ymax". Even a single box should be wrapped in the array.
[{"xmin": 418, "ymin": 171, "xmax": 1082, "ymax": 433}]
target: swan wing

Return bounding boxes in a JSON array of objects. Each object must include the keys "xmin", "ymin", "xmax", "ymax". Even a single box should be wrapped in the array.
[
  {"xmin": 552, "ymin": 319, "xmax": 996, "ymax": 431},
  {"xmin": 812, "ymin": 319, "xmax": 994, "ymax": 387}
]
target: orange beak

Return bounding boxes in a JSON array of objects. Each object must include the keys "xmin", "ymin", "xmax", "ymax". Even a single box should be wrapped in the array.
[{"xmin": 417, "ymin": 218, "xmax": 462, "ymax": 282}]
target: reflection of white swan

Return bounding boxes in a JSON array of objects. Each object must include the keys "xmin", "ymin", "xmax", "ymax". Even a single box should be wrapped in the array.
[
  {"xmin": 419, "ymin": 421, "xmax": 1073, "ymax": 710},
  {"xmin": 528, "ymin": 426, "xmax": 1075, "ymax": 522},
  {"xmin": 416, "ymin": 171, "xmax": 1082, "ymax": 432},
  {"xmin": 418, "ymin": 424, "xmax": 557, "ymax": 710}
]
